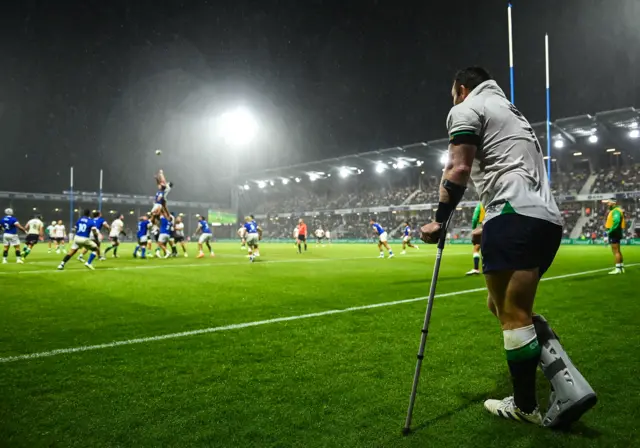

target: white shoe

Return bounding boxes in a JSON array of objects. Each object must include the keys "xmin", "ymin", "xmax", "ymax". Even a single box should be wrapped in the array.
[
  {"xmin": 378, "ymin": 254, "xmax": 384, "ymax": 259},
  {"xmin": 2, "ymin": 259, "xmax": 7, "ymax": 264},
  {"xmin": 99, "ymin": 257, "xmax": 107, "ymax": 261},
  {"xmin": 57, "ymin": 264, "xmax": 65, "ymax": 270},
  {"xmin": 184, "ymin": 253, "xmax": 188, "ymax": 257},
  {"xmin": 401, "ymin": 250, "xmax": 406, "ymax": 255},
  {"xmin": 78, "ymin": 256, "xmax": 85, "ymax": 262},
  {"xmin": 608, "ymin": 268, "xmax": 624, "ymax": 275},
  {"xmin": 466, "ymin": 269, "xmax": 481, "ymax": 276},
  {"xmin": 16, "ymin": 259, "xmax": 24, "ymax": 264},
  {"xmin": 388, "ymin": 253, "xmax": 395, "ymax": 259},
  {"xmin": 55, "ymin": 250, "xmax": 60, "ymax": 254},
  {"xmin": 84, "ymin": 262, "xmax": 95, "ymax": 271},
  {"xmin": 484, "ymin": 396, "xmax": 542, "ymax": 425}
]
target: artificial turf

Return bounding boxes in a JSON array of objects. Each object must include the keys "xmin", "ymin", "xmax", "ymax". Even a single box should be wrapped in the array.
[{"xmin": 0, "ymin": 242, "xmax": 638, "ymax": 447}]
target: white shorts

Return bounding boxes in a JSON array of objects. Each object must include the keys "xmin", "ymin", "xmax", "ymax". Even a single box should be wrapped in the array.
[
  {"xmin": 138, "ymin": 235, "xmax": 148, "ymax": 244},
  {"xmin": 403, "ymin": 235, "xmax": 411, "ymax": 243},
  {"xmin": 2, "ymin": 234, "xmax": 20, "ymax": 247},
  {"xmin": 325, "ymin": 232, "xmax": 331, "ymax": 239},
  {"xmin": 246, "ymin": 233, "xmax": 259, "ymax": 246},
  {"xmin": 158, "ymin": 233, "xmax": 170, "ymax": 244},
  {"xmin": 151, "ymin": 203, "xmax": 163, "ymax": 213},
  {"xmin": 71, "ymin": 236, "xmax": 98, "ymax": 251},
  {"xmin": 199, "ymin": 233, "xmax": 212, "ymax": 244},
  {"xmin": 378, "ymin": 232, "xmax": 388, "ymax": 243}
]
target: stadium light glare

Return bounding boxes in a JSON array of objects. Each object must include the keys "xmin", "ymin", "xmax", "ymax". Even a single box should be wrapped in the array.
[
  {"xmin": 629, "ymin": 129, "xmax": 640, "ymax": 139},
  {"xmin": 554, "ymin": 139, "xmax": 565, "ymax": 149},
  {"xmin": 269, "ymin": 180, "xmax": 275, "ymax": 187},
  {"xmin": 630, "ymin": 122, "xmax": 638, "ymax": 129},
  {"xmin": 588, "ymin": 135, "xmax": 598, "ymax": 144},
  {"xmin": 392, "ymin": 163, "xmax": 398, "ymax": 169},
  {"xmin": 573, "ymin": 152, "xmax": 583, "ymax": 156},
  {"xmin": 294, "ymin": 177, "xmax": 301, "ymax": 183},
  {"xmin": 282, "ymin": 178, "xmax": 289, "ymax": 185},
  {"xmin": 217, "ymin": 107, "xmax": 258, "ymax": 146},
  {"xmin": 420, "ymin": 171, "xmax": 425, "ymax": 174},
  {"xmin": 606, "ymin": 148, "xmax": 616, "ymax": 153},
  {"xmin": 32, "ymin": 207, "xmax": 36, "ymax": 211},
  {"xmin": 613, "ymin": 151, "xmax": 621, "ymax": 155},
  {"xmin": 74, "ymin": 208, "xmax": 78, "ymax": 212},
  {"xmin": 129, "ymin": 210, "xmax": 135, "ymax": 215},
  {"xmin": 397, "ymin": 161, "xmax": 406, "ymax": 169},
  {"xmin": 243, "ymin": 184, "xmax": 250, "ymax": 190},
  {"xmin": 257, "ymin": 181, "xmax": 266, "ymax": 189},
  {"xmin": 339, "ymin": 167, "xmax": 350, "ymax": 178},
  {"xmin": 375, "ymin": 163, "xmax": 386, "ymax": 173},
  {"xmin": 309, "ymin": 174, "xmax": 318, "ymax": 182},
  {"xmin": 440, "ymin": 154, "xmax": 449, "ymax": 166}
]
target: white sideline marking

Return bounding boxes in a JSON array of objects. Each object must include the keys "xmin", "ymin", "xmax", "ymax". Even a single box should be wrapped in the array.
[
  {"xmin": 0, "ymin": 252, "xmax": 470, "ymax": 275},
  {"xmin": 0, "ymin": 263, "xmax": 634, "ymax": 364}
]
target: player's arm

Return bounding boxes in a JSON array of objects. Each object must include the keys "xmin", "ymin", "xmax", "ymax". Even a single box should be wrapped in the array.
[
  {"xmin": 16, "ymin": 222, "xmax": 27, "ymax": 234},
  {"xmin": 91, "ymin": 226, "xmax": 99, "ymax": 239},
  {"xmin": 103, "ymin": 221, "xmax": 111, "ymax": 231},
  {"xmin": 471, "ymin": 203, "xmax": 482, "ymax": 230},
  {"xmin": 39, "ymin": 225, "xmax": 44, "ymax": 240}
]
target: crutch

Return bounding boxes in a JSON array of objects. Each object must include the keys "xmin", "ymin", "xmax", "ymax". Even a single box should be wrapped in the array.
[{"xmin": 402, "ymin": 219, "xmax": 452, "ymax": 435}]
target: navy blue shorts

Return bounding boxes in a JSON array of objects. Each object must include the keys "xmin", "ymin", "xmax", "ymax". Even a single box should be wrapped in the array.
[
  {"xmin": 481, "ymin": 214, "xmax": 562, "ymax": 278},
  {"xmin": 608, "ymin": 230, "xmax": 623, "ymax": 244}
]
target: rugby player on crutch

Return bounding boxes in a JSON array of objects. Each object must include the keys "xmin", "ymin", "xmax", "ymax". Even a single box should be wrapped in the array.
[{"xmin": 405, "ymin": 67, "xmax": 596, "ymax": 432}]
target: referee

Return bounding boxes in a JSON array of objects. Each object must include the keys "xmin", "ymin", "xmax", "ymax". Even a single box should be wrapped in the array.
[{"xmin": 420, "ymin": 67, "xmax": 596, "ymax": 428}]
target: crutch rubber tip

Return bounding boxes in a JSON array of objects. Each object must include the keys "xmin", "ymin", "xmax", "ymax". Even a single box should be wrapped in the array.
[{"xmin": 402, "ymin": 427, "xmax": 411, "ymax": 436}]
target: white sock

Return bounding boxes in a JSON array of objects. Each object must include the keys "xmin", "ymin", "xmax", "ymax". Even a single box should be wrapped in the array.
[{"xmin": 503, "ymin": 324, "xmax": 537, "ymax": 350}]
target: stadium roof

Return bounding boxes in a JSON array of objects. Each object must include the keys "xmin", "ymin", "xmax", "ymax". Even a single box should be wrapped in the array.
[{"xmin": 236, "ymin": 107, "xmax": 640, "ymax": 188}]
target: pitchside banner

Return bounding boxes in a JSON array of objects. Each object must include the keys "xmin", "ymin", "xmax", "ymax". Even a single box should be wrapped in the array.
[{"xmin": 450, "ymin": 238, "xmax": 640, "ymax": 246}]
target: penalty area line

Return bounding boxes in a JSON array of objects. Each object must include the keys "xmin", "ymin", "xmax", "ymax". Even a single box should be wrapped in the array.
[{"xmin": 0, "ymin": 264, "xmax": 635, "ymax": 364}]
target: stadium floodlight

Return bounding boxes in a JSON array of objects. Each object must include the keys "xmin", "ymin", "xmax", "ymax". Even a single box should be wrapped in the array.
[
  {"xmin": 32, "ymin": 207, "xmax": 37, "ymax": 211},
  {"xmin": 629, "ymin": 129, "xmax": 640, "ymax": 139},
  {"xmin": 269, "ymin": 180, "xmax": 275, "ymax": 186},
  {"xmin": 339, "ymin": 167, "xmax": 350, "ymax": 178},
  {"xmin": 282, "ymin": 178, "xmax": 289, "ymax": 185},
  {"xmin": 554, "ymin": 139, "xmax": 565, "ymax": 149},
  {"xmin": 606, "ymin": 148, "xmax": 616, "ymax": 153},
  {"xmin": 440, "ymin": 154, "xmax": 449, "ymax": 166},
  {"xmin": 257, "ymin": 181, "xmax": 266, "ymax": 189},
  {"xmin": 375, "ymin": 163, "xmax": 386, "ymax": 174},
  {"xmin": 630, "ymin": 122, "xmax": 638, "ymax": 129},
  {"xmin": 397, "ymin": 161, "xmax": 406, "ymax": 169},
  {"xmin": 295, "ymin": 177, "xmax": 301, "ymax": 183},
  {"xmin": 588, "ymin": 135, "xmax": 598, "ymax": 144},
  {"xmin": 309, "ymin": 173, "xmax": 318, "ymax": 182},
  {"xmin": 392, "ymin": 163, "xmax": 398, "ymax": 169},
  {"xmin": 217, "ymin": 107, "xmax": 258, "ymax": 146},
  {"xmin": 243, "ymin": 184, "xmax": 250, "ymax": 190},
  {"xmin": 573, "ymin": 152, "xmax": 583, "ymax": 156}
]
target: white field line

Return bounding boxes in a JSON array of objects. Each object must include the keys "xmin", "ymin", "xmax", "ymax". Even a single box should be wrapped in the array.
[
  {"xmin": 0, "ymin": 252, "xmax": 471, "ymax": 275},
  {"xmin": 1, "ymin": 263, "xmax": 634, "ymax": 364}
]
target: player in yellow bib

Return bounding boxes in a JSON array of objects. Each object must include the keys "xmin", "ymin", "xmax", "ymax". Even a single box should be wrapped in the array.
[
  {"xmin": 466, "ymin": 202, "xmax": 485, "ymax": 275},
  {"xmin": 603, "ymin": 199, "xmax": 626, "ymax": 274}
]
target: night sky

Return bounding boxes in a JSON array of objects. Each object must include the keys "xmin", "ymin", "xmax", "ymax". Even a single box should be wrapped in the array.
[{"xmin": 1, "ymin": 0, "xmax": 639, "ymax": 202}]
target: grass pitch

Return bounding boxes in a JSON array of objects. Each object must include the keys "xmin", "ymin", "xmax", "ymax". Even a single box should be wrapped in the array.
[{"xmin": 0, "ymin": 242, "xmax": 638, "ymax": 447}]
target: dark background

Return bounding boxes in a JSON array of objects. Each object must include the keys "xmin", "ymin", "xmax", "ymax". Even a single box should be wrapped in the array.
[{"xmin": 1, "ymin": 0, "xmax": 638, "ymax": 201}]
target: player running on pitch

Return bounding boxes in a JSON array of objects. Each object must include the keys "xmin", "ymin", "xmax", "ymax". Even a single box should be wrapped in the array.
[
  {"xmin": 23, "ymin": 215, "xmax": 44, "ymax": 260},
  {"xmin": 79, "ymin": 211, "xmax": 109, "ymax": 262},
  {"xmin": 603, "ymin": 199, "xmax": 626, "ymax": 274},
  {"xmin": 420, "ymin": 67, "xmax": 596, "ymax": 427},
  {"xmin": 370, "ymin": 218, "xmax": 394, "ymax": 258},
  {"xmin": 242, "ymin": 216, "xmax": 261, "ymax": 262},
  {"xmin": 466, "ymin": 202, "xmax": 485, "ymax": 275},
  {"xmin": 195, "ymin": 214, "xmax": 214, "ymax": 258},
  {"xmin": 314, "ymin": 227, "xmax": 325, "ymax": 246},
  {"xmin": 2, "ymin": 208, "xmax": 27, "ymax": 264},
  {"xmin": 104, "ymin": 214, "xmax": 125, "ymax": 258},
  {"xmin": 400, "ymin": 221, "xmax": 418, "ymax": 255},
  {"xmin": 57, "ymin": 209, "xmax": 101, "ymax": 271}
]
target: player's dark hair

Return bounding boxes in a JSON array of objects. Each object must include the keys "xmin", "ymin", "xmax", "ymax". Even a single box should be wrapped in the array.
[
  {"xmin": 92, "ymin": 211, "xmax": 101, "ymax": 218},
  {"xmin": 83, "ymin": 209, "xmax": 91, "ymax": 217},
  {"xmin": 250, "ymin": 214, "xmax": 255, "ymax": 219},
  {"xmin": 453, "ymin": 67, "xmax": 493, "ymax": 91},
  {"xmin": 405, "ymin": 221, "xmax": 410, "ymax": 226}
]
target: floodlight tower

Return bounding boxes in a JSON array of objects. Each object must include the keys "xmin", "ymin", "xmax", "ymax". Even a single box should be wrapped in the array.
[{"xmin": 217, "ymin": 107, "xmax": 258, "ymax": 222}]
